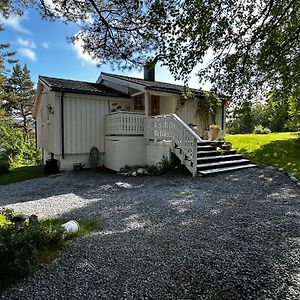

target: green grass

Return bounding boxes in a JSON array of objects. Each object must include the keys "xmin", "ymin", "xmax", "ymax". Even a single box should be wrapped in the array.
[
  {"xmin": 36, "ymin": 219, "xmax": 100, "ymax": 265},
  {"xmin": 0, "ymin": 209, "xmax": 101, "ymax": 291},
  {"xmin": 0, "ymin": 165, "xmax": 44, "ymax": 185},
  {"xmin": 226, "ymin": 132, "xmax": 300, "ymax": 179}
]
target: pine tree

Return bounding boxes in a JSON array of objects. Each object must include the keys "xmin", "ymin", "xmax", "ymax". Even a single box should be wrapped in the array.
[
  {"xmin": 0, "ymin": 25, "xmax": 16, "ymax": 108},
  {"xmin": 7, "ymin": 63, "xmax": 35, "ymax": 138}
]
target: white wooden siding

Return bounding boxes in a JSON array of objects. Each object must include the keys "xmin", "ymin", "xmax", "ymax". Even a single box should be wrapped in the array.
[
  {"xmin": 63, "ymin": 94, "xmax": 109, "ymax": 154},
  {"xmin": 36, "ymin": 86, "xmax": 56, "ymax": 153},
  {"xmin": 159, "ymin": 96, "xmax": 176, "ymax": 115}
]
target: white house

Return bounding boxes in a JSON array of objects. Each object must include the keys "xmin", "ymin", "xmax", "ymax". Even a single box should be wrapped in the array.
[{"xmin": 34, "ymin": 68, "xmax": 255, "ymax": 176}]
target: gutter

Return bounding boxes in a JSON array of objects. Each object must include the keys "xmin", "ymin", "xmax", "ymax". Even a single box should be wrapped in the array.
[{"xmin": 61, "ymin": 92, "xmax": 65, "ymax": 159}]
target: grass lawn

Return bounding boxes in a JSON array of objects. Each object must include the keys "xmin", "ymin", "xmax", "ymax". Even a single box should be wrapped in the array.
[
  {"xmin": 226, "ymin": 132, "xmax": 300, "ymax": 179},
  {"xmin": 0, "ymin": 165, "xmax": 44, "ymax": 185}
]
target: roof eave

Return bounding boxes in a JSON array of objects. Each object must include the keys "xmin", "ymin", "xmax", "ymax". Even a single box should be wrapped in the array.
[
  {"xmin": 100, "ymin": 73, "xmax": 146, "ymax": 92},
  {"xmin": 51, "ymin": 87, "xmax": 130, "ymax": 98}
]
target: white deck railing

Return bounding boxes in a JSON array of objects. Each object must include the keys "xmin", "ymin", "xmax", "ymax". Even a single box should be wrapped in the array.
[
  {"xmin": 144, "ymin": 114, "xmax": 203, "ymax": 176},
  {"xmin": 106, "ymin": 111, "xmax": 145, "ymax": 136}
]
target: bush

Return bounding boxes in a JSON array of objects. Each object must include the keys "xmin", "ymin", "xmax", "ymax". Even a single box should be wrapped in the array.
[
  {"xmin": 0, "ymin": 160, "xmax": 10, "ymax": 174},
  {"xmin": 0, "ymin": 120, "xmax": 41, "ymax": 168},
  {"xmin": 253, "ymin": 125, "xmax": 271, "ymax": 134},
  {"xmin": 0, "ymin": 209, "xmax": 65, "ymax": 290},
  {"xmin": 209, "ymin": 124, "xmax": 221, "ymax": 130},
  {"xmin": 0, "ymin": 209, "xmax": 98, "ymax": 291}
]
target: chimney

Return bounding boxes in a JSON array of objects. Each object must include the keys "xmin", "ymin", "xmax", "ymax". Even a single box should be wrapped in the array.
[{"xmin": 144, "ymin": 64, "xmax": 155, "ymax": 81}]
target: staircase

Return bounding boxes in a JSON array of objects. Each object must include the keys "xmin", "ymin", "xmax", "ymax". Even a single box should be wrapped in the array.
[
  {"xmin": 145, "ymin": 114, "xmax": 255, "ymax": 177},
  {"xmin": 194, "ymin": 140, "xmax": 256, "ymax": 176}
]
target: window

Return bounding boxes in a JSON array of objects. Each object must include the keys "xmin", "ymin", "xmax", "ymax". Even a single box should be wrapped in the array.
[{"xmin": 133, "ymin": 94, "xmax": 145, "ymax": 111}]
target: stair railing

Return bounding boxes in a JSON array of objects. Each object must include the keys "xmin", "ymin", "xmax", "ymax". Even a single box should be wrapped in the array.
[{"xmin": 144, "ymin": 114, "xmax": 202, "ymax": 177}]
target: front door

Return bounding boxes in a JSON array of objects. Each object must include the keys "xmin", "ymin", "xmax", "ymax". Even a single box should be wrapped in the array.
[{"xmin": 150, "ymin": 95, "xmax": 160, "ymax": 116}]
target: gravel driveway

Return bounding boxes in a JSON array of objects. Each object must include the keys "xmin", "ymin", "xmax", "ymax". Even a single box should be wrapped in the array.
[{"xmin": 1, "ymin": 168, "xmax": 300, "ymax": 300}]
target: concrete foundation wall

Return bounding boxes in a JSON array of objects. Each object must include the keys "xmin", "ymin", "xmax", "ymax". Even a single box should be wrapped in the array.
[
  {"xmin": 146, "ymin": 141, "xmax": 171, "ymax": 166},
  {"xmin": 104, "ymin": 136, "xmax": 146, "ymax": 171}
]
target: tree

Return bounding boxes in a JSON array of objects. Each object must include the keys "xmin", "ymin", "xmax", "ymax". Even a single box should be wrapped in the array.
[
  {"xmin": 31, "ymin": 0, "xmax": 299, "ymax": 101},
  {"xmin": 227, "ymin": 101, "xmax": 254, "ymax": 134},
  {"xmin": 2, "ymin": 1, "xmax": 299, "ymax": 101},
  {"xmin": 0, "ymin": 25, "xmax": 16, "ymax": 104},
  {"xmin": 265, "ymin": 90, "xmax": 300, "ymax": 132},
  {"xmin": 287, "ymin": 95, "xmax": 300, "ymax": 131},
  {"xmin": 6, "ymin": 63, "xmax": 35, "ymax": 138}
]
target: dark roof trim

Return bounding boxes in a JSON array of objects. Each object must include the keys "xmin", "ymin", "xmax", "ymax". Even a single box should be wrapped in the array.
[
  {"xmin": 101, "ymin": 72, "xmax": 205, "ymax": 97},
  {"xmin": 39, "ymin": 76, "xmax": 130, "ymax": 98}
]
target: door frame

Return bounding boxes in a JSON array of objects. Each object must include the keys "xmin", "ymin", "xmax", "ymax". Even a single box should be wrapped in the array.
[{"xmin": 150, "ymin": 95, "xmax": 160, "ymax": 116}]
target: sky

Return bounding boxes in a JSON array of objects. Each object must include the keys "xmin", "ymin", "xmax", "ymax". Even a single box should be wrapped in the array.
[{"xmin": 0, "ymin": 8, "xmax": 211, "ymax": 90}]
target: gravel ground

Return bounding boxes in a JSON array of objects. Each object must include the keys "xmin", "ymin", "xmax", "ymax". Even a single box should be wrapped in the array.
[{"xmin": 1, "ymin": 167, "xmax": 300, "ymax": 300}]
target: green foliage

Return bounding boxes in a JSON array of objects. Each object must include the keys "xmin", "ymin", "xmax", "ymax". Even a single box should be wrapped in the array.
[
  {"xmin": 0, "ymin": 160, "xmax": 10, "ymax": 174},
  {"xmin": 226, "ymin": 132, "xmax": 300, "ymax": 179},
  {"xmin": 157, "ymin": 155, "xmax": 171, "ymax": 174},
  {"xmin": 177, "ymin": 89, "xmax": 222, "ymax": 128},
  {"xmin": 285, "ymin": 95, "xmax": 300, "ymax": 131},
  {"xmin": 146, "ymin": 155, "xmax": 171, "ymax": 175},
  {"xmin": 11, "ymin": 0, "xmax": 296, "ymax": 101},
  {"xmin": 0, "ymin": 35, "xmax": 39, "ymax": 169},
  {"xmin": 0, "ymin": 209, "xmax": 98, "ymax": 291},
  {"xmin": 0, "ymin": 116, "xmax": 41, "ymax": 167},
  {"xmin": 253, "ymin": 125, "xmax": 271, "ymax": 134},
  {"xmin": 264, "ymin": 91, "xmax": 291, "ymax": 132},
  {"xmin": 176, "ymin": 89, "xmax": 197, "ymax": 113},
  {"xmin": 210, "ymin": 124, "xmax": 221, "ymax": 130},
  {"xmin": 2, "ymin": 1, "xmax": 299, "ymax": 101},
  {"xmin": 0, "ymin": 208, "xmax": 13, "ymax": 227},
  {"xmin": 227, "ymin": 101, "xmax": 254, "ymax": 134},
  {"xmin": 227, "ymin": 93, "xmax": 300, "ymax": 134},
  {"xmin": 5, "ymin": 63, "xmax": 36, "ymax": 137},
  {"xmin": 0, "ymin": 212, "xmax": 64, "ymax": 290}
]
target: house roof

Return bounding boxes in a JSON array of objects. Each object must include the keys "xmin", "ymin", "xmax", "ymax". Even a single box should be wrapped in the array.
[
  {"xmin": 39, "ymin": 76, "xmax": 130, "ymax": 98},
  {"xmin": 101, "ymin": 72, "xmax": 206, "ymax": 96}
]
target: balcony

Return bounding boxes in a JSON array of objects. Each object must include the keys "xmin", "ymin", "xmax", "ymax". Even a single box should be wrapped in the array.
[{"xmin": 106, "ymin": 111, "xmax": 145, "ymax": 136}]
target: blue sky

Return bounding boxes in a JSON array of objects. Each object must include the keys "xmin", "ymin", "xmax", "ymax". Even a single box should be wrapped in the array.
[{"xmin": 0, "ymin": 8, "xmax": 211, "ymax": 89}]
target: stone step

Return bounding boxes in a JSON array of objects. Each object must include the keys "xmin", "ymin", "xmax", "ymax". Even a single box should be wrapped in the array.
[
  {"xmin": 198, "ymin": 164, "xmax": 257, "ymax": 176},
  {"xmin": 197, "ymin": 153, "xmax": 243, "ymax": 163},
  {"xmin": 197, "ymin": 159, "xmax": 249, "ymax": 170}
]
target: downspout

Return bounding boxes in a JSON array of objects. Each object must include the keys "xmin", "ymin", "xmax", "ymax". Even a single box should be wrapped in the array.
[
  {"xmin": 221, "ymin": 100, "xmax": 226, "ymax": 130},
  {"xmin": 34, "ymin": 120, "xmax": 37, "ymax": 149},
  {"xmin": 61, "ymin": 92, "xmax": 65, "ymax": 159}
]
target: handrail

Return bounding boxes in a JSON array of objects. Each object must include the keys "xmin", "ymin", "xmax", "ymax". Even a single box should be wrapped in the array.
[
  {"xmin": 144, "ymin": 114, "xmax": 202, "ymax": 176},
  {"xmin": 170, "ymin": 114, "xmax": 203, "ymax": 142},
  {"xmin": 106, "ymin": 111, "xmax": 145, "ymax": 115}
]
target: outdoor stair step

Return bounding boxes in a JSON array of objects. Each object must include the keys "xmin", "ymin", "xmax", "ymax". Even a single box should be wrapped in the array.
[
  {"xmin": 197, "ymin": 154, "xmax": 243, "ymax": 163},
  {"xmin": 197, "ymin": 145, "xmax": 216, "ymax": 151},
  {"xmin": 198, "ymin": 164, "xmax": 257, "ymax": 176},
  {"xmin": 197, "ymin": 150, "xmax": 222, "ymax": 157},
  {"xmin": 197, "ymin": 141, "xmax": 212, "ymax": 146},
  {"xmin": 197, "ymin": 159, "xmax": 249, "ymax": 170},
  {"xmin": 221, "ymin": 149, "xmax": 236, "ymax": 155}
]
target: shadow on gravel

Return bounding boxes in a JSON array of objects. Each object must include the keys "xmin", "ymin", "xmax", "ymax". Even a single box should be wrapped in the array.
[{"xmin": 2, "ymin": 168, "xmax": 300, "ymax": 299}]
